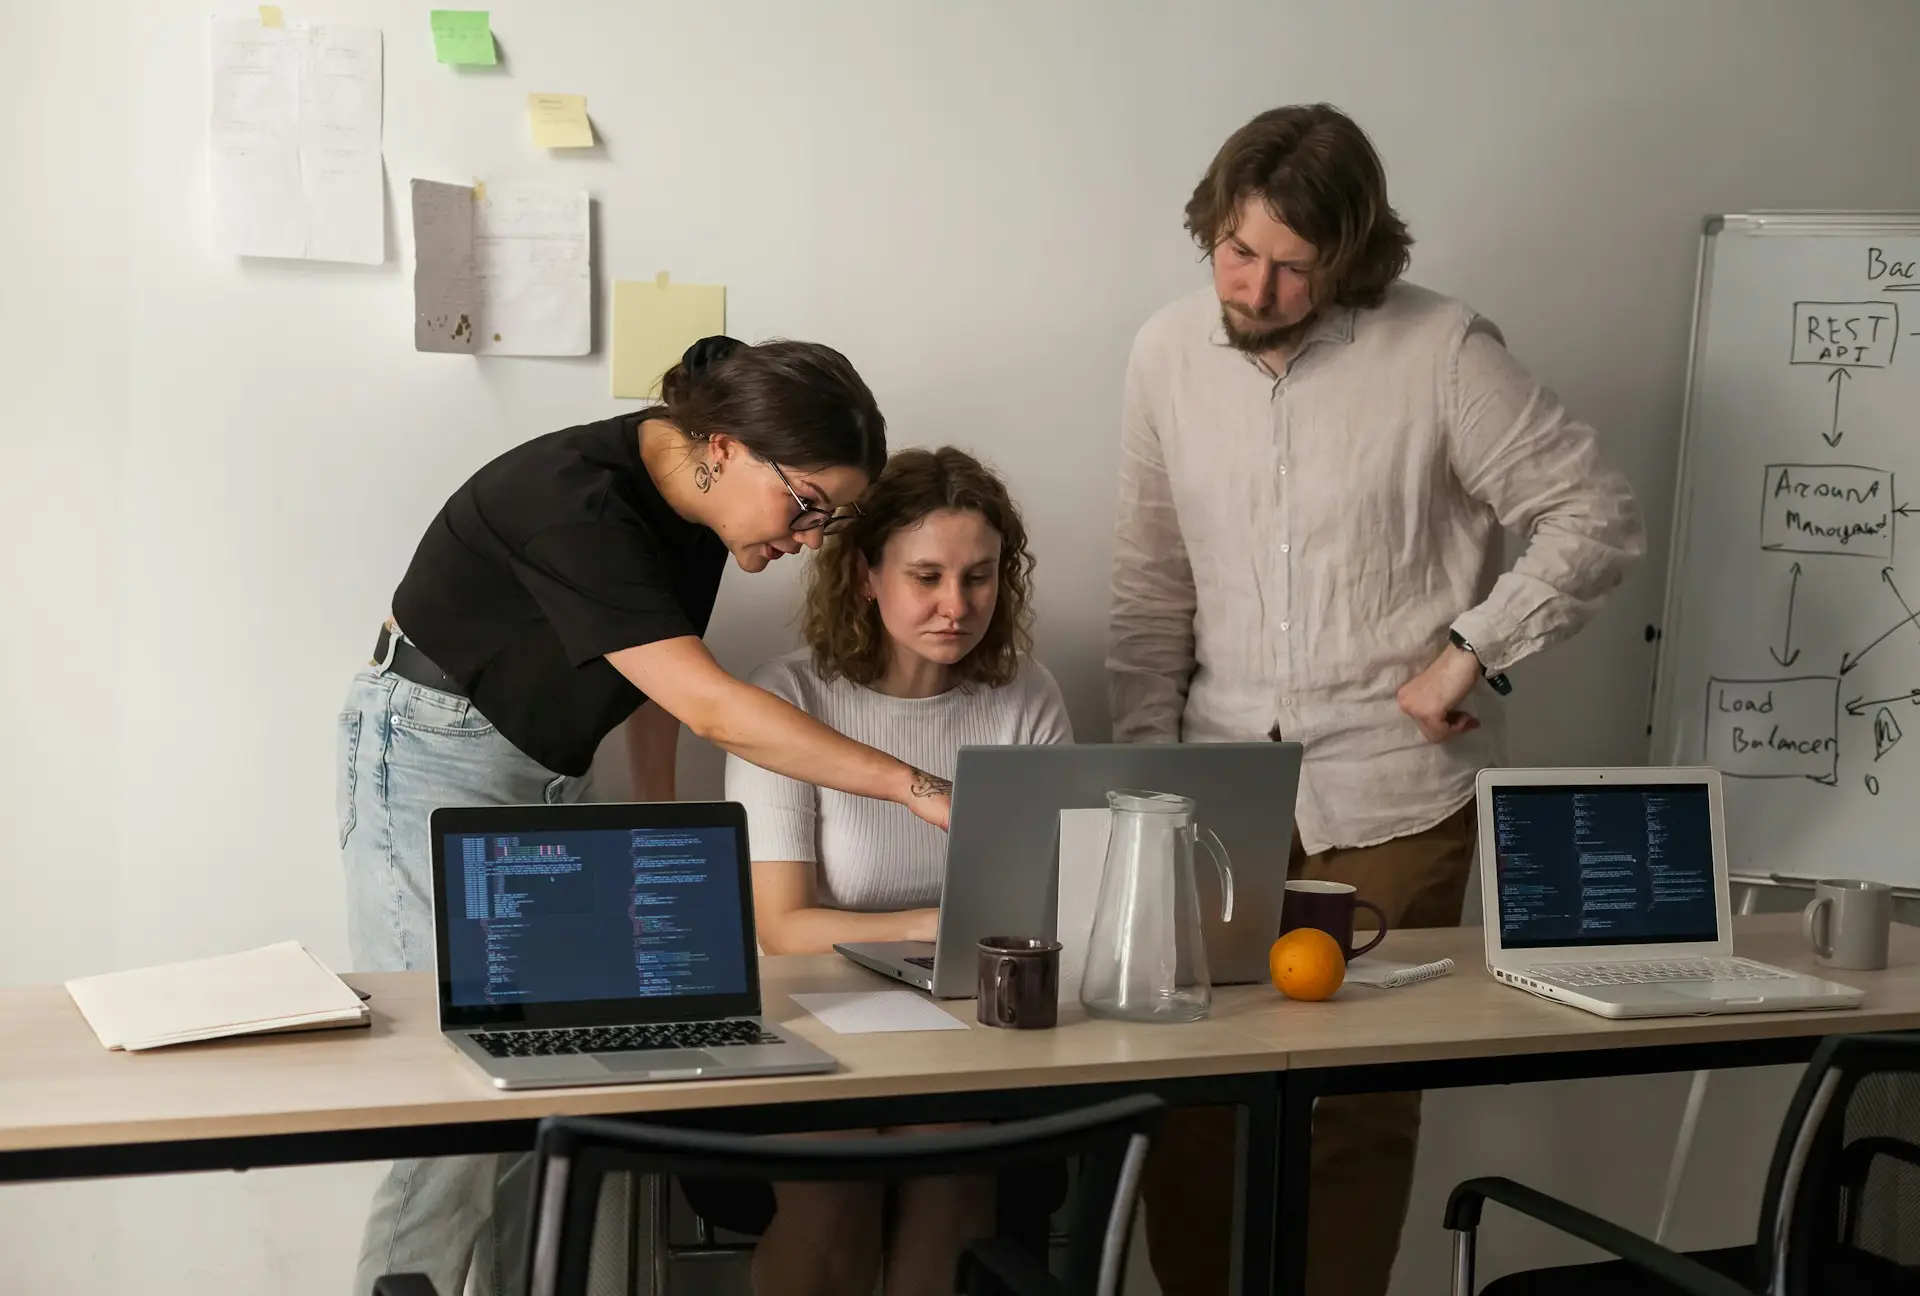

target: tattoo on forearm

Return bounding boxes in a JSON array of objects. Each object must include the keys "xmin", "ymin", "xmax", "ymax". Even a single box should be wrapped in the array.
[{"xmin": 909, "ymin": 768, "xmax": 952, "ymax": 799}]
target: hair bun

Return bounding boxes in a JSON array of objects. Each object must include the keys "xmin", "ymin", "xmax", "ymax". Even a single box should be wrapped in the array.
[
  {"xmin": 683, "ymin": 335, "xmax": 745, "ymax": 379},
  {"xmin": 659, "ymin": 335, "xmax": 744, "ymax": 409}
]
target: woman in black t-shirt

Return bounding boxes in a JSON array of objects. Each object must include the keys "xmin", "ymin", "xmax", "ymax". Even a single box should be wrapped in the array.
[{"xmin": 336, "ymin": 336, "xmax": 946, "ymax": 1296}]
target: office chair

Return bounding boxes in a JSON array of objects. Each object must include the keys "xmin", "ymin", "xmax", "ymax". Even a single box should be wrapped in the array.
[
  {"xmin": 374, "ymin": 1092, "xmax": 1163, "ymax": 1296},
  {"xmin": 1444, "ymin": 1031, "xmax": 1920, "ymax": 1295},
  {"xmin": 660, "ymin": 1159, "xmax": 1071, "ymax": 1293}
]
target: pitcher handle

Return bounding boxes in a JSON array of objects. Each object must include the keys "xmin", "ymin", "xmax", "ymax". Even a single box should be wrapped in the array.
[{"xmin": 1196, "ymin": 826, "xmax": 1234, "ymax": 924}]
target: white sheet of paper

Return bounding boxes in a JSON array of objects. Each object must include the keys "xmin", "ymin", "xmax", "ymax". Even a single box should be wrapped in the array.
[
  {"xmin": 472, "ymin": 186, "xmax": 590, "ymax": 355},
  {"xmin": 790, "ymin": 991, "xmax": 969, "ymax": 1034},
  {"xmin": 410, "ymin": 180, "xmax": 477, "ymax": 352},
  {"xmin": 1056, "ymin": 809, "xmax": 1114, "ymax": 1004},
  {"xmin": 210, "ymin": 18, "xmax": 384, "ymax": 264}
]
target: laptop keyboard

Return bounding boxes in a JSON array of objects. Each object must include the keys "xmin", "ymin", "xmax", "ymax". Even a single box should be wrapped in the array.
[
  {"xmin": 1532, "ymin": 959, "xmax": 1791, "ymax": 988},
  {"xmin": 904, "ymin": 956, "xmax": 936, "ymax": 969},
  {"xmin": 470, "ymin": 1020, "xmax": 782, "ymax": 1059}
]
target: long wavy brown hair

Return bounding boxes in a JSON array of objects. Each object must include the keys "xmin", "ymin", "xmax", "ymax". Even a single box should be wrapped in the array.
[
  {"xmin": 801, "ymin": 447, "xmax": 1035, "ymax": 689},
  {"xmin": 1185, "ymin": 103, "xmax": 1413, "ymax": 311}
]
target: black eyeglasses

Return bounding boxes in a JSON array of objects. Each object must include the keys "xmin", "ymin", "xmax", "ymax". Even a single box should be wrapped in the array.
[{"xmin": 762, "ymin": 457, "xmax": 862, "ymax": 535}]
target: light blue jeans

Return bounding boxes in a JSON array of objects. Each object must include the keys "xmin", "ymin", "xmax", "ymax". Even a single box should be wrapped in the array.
[{"xmin": 337, "ymin": 666, "xmax": 587, "ymax": 1296}]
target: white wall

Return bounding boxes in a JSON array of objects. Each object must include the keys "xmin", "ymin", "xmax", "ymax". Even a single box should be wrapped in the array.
[{"xmin": 6, "ymin": 0, "xmax": 1919, "ymax": 1291}]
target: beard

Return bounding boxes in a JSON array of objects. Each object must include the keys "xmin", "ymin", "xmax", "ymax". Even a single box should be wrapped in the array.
[{"xmin": 1220, "ymin": 304, "xmax": 1316, "ymax": 356}]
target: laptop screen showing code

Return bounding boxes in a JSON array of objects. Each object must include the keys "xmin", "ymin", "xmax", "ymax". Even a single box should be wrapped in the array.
[
  {"xmin": 440, "ymin": 824, "xmax": 749, "ymax": 1007},
  {"xmin": 1491, "ymin": 783, "xmax": 1719, "ymax": 950}
]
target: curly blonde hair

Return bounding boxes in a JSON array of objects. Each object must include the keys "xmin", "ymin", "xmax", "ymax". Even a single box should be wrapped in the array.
[{"xmin": 801, "ymin": 447, "xmax": 1035, "ymax": 689}]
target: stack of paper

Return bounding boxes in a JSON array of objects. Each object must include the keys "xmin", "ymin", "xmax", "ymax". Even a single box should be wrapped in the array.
[{"xmin": 65, "ymin": 941, "xmax": 370, "ymax": 1052}]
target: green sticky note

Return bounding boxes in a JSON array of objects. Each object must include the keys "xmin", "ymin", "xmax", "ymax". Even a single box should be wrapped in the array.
[{"xmin": 430, "ymin": 10, "xmax": 495, "ymax": 65}]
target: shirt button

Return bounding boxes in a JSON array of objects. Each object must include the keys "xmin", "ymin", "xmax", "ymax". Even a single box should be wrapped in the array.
[
  {"xmin": 1282, "ymin": 697, "xmax": 1294, "ymax": 708},
  {"xmin": 1278, "ymin": 464, "xmax": 1288, "ymax": 475},
  {"xmin": 1280, "ymin": 621, "xmax": 1291, "ymax": 631},
  {"xmin": 1281, "ymin": 543, "xmax": 1291, "ymax": 554}
]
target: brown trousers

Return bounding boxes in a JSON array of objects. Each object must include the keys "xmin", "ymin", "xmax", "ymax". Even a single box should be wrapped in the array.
[{"xmin": 1140, "ymin": 805, "xmax": 1476, "ymax": 1296}]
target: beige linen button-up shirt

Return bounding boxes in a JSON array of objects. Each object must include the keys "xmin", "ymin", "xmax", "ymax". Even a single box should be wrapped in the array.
[{"xmin": 1108, "ymin": 283, "xmax": 1644, "ymax": 853}]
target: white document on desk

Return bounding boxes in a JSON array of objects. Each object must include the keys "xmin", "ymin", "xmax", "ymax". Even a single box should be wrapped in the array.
[
  {"xmin": 210, "ymin": 18, "xmax": 384, "ymax": 264},
  {"xmin": 791, "ymin": 991, "xmax": 969, "ymax": 1034}
]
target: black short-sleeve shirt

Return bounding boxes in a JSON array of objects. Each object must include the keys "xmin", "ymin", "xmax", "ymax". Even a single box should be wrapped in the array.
[{"xmin": 392, "ymin": 412, "xmax": 727, "ymax": 776}]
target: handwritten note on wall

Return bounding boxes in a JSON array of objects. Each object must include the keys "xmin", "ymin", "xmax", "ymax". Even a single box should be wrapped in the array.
[
  {"xmin": 527, "ymin": 93, "xmax": 594, "ymax": 148},
  {"xmin": 411, "ymin": 180, "xmax": 477, "ymax": 351},
  {"xmin": 209, "ymin": 17, "xmax": 384, "ymax": 264},
  {"xmin": 429, "ymin": 10, "xmax": 495, "ymax": 64},
  {"xmin": 411, "ymin": 181, "xmax": 590, "ymax": 356}
]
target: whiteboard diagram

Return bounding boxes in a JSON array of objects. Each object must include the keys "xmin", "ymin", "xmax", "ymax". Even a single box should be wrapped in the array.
[{"xmin": 1652, "ymin": 216, "xmax": 1920, "ymax": 886}]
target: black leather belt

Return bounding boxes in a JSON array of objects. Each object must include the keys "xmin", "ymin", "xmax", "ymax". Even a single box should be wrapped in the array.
[{"xmin": 374, "ymin": 624, "xmax": 464, "ymax": 697}]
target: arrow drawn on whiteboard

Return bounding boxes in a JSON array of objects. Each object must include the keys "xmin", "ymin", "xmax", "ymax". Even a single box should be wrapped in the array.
[
  {"xmin": 1823, "ymin": 369, "xmax": 1851, "ymax": 447},
  {"xmin": 1769, "ymin": 562, "xmax": 1802, "ymax": 667},
  {"xmin": 1845, "ymin": 687, "xmax": 1920, "ymax": 716},
  {"xmin": 1840, "ymin": 568, "xmax": 1920, "ymax": 675}
]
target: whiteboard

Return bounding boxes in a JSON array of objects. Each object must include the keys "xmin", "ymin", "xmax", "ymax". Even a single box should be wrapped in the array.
[{"xmin": 1651, "ymin": 213, "xmax": 1920, "ymax": 889}]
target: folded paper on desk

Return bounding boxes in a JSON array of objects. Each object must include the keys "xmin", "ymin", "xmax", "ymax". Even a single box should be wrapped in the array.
[
  {"xmin": 65, "ymin": 941, "xmax": 371, "ymax": 1052},
  {"xmin": 1344, "ymin": 956, "xmax": 1455, "ymax": 989}
]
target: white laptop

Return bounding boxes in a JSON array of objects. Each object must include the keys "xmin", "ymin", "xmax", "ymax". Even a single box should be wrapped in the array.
[{"xmin": 1476, "ymin": 767, "xmax": 1863, "ymax": 1019}]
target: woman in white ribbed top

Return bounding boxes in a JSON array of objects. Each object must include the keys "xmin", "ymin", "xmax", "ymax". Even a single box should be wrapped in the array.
[{"xmin": 721, "ymin": 447, "xmax": 1071, "ymax": 1296}]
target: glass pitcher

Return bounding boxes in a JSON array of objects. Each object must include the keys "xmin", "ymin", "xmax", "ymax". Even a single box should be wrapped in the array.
[{"xmin": 1080, "ymin": 790, "xmax": 1235, "ymax": 1023}]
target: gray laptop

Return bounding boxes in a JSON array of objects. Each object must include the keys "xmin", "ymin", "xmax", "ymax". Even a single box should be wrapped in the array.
[
  {"xmin": 430, "ymin": 801, "xmax": 838, "ymax": 1089},
  {"xmin": 837, "ymin": 741, "xmax": 1303, "ymax": 998},
  {"xmin": 1477, "ymin": 767, "xmax": 1863, "ymax": 1019}
]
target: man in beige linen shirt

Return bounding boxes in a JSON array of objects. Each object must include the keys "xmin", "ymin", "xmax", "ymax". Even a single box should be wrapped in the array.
[{"xmin": 1111, "ymin": 105, "xmax": 1644, "ymax": 1296}]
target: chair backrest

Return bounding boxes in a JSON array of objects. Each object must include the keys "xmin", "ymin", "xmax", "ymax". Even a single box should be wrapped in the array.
[
  {"xmin": 1752, "ymin": 1031, "xmax": 1920, "ymax": 1296},
  {"xmin": 522, "ymin": 1094, "xmax": 1166, "ymax": 1296}
]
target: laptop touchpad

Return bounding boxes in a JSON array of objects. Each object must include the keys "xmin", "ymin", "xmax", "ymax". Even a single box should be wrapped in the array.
[{"xmin": 594, "ymin": 1049, "xmax": 718, "ymax": 1075}]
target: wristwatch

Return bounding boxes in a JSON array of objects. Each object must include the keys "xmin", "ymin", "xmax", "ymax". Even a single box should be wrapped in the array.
[{"xmin": 1448, "ymin": 628, "xmax": 1513, "ymax": 696}]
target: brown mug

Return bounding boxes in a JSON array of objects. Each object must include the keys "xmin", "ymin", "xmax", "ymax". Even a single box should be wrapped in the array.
[
  {"xmin": 1280, "ymin": 879, "xmax": 1388, "ymax": 961},
  {"xmin": 977, "ymin": 936, "xmax": 1061, "ymax": 1029}
]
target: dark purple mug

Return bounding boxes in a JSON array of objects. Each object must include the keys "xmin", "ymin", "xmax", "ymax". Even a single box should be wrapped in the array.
[
  {"xmin": 976, "ymin": 936, "xmax": 1061, "ymax": 1029},
  {"xmin": 1280, "ymin": 880, "xmax": 1388, "ymax": 961}
]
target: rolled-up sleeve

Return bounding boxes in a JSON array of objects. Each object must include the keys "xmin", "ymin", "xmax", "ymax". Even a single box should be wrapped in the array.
[
  {"xmin": 1446, "ymin": 319, "xmax": 1646, "ymax": 673},
  {"xmin": 1107, "ymin": 340, "xmax": 1198, "ymax": 743}
]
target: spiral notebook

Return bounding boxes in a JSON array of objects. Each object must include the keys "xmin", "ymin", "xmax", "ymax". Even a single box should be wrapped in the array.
[{"xmin": 1344, "ymin": 955, "xmax": 1455, "ymax": 989}]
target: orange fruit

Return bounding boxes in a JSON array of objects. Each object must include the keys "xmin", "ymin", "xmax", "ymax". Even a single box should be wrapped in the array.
[{"xmin": 1269, "ymin": 928, "xmax": 1346, "ymax": 1001}]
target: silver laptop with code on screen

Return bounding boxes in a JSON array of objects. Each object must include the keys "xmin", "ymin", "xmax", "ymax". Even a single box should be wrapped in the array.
[
  {"xmin": 430, "ymin": 801, "xmax": 837, "ymax": 1089},
  {"xmin": 1477, "ymin": 767, "xmax": 1862, "ymax": 1019}
]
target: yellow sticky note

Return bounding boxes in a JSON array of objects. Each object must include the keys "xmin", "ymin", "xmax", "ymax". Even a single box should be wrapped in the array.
[
  {"xmin": 259, "ymin": 5, "xmax": 285, "ymax": 26},
  {"xmin": 527, "ymin": 94, "xmax": 593, "ymax": 149},
  {"xmin": 612, "ymin": 279, "xmax": 727, "ymax": 400}
]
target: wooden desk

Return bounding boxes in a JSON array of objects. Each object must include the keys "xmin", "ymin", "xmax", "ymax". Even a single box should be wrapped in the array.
[
  {"xmin": 3, "ymin": 917, "xmax": 1915, "ymax": 1296},
  {"xmin": 1204, "ymin": 913, "xmax": 1920, "ymax": 1296},
  {"xmin": 0, "ymin": 952, "xmax": 1288, "ymax": 1294}
]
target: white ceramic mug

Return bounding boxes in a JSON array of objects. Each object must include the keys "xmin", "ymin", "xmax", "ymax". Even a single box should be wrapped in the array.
[{"xmin": 1803, "ymin": 878, "xmax": 1893, "ymax": 971}]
